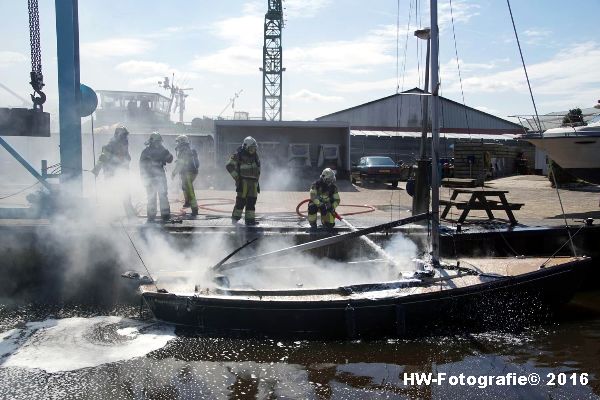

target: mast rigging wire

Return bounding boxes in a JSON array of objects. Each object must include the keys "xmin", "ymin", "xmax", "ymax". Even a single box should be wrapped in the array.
[
  {"xmin": 119, "ymin": 220, "xmax": 159, "ymax": 291},
  {"xmin": 506, "ymin": 0, "xmax": 576, "ymax": 256},
  {"xmin": 448, "ymin": 0, "xmax": 472, "ymax": 139},
  {"xmin": 505, "ymin": 0, "xmax": 542, "ymax": 133}
]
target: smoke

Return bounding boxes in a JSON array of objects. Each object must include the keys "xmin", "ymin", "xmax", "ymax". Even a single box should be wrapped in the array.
[
  {"xmin": 2, "ymin": 133, "xmax": 421, "ymax": 304},
  {"xmin": 222, "ymin": 233, "xmax": 419, "ymax": 291}
]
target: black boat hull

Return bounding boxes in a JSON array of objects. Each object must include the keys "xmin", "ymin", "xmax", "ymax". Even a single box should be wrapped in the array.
[{"xmin": 142, "ymin": 258, "xmax": 589, "ymax": 339}]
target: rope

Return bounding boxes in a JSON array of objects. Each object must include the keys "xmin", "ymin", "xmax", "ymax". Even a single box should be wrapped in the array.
[
  {"xmin": 548, "ymin": 163, "xmax": 577, "ymax": 256},
  {"xmin": 295, "ymin": 199, "xmax": 376, "ymax": 219},
  {"xmin": 541, "ymin": 225, "xmax": 585, "ymax": 267},
  {"xmin": 119, "ymin": 219, "xmax": 159, "ymax": 291},
  {"xmin": 0, "ymin": 182, "xmax": 40, "ymax": 200},
  {"xmin": 506, "ymin": 0, "xmax": 542, "ymax": 133}
]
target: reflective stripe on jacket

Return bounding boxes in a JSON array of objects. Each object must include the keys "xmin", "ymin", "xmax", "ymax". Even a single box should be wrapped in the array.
[
  {"xmin": 309, "ymin": 179, "xmax": 340, "ymax": 208},
  {"xmin": 226, "ymin": 147, "xmax": 260, "ymax": 180}
]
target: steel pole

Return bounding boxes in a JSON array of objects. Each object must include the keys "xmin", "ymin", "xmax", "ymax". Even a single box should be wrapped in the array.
[
  {"xmin": 412, "ymin": 35, "xmax": 431, "ymax": 216},
  {"xmin": 430, "ymin": 0, "xmax": 441, "ymax": 265},
  {"xmin": 55, "ymin": 0, "xmax": 82, "ymax": 194}
]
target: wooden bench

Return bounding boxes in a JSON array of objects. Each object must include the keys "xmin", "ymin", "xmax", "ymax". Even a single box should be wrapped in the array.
[
  {"xmin": 439, "ymin": 189, "xmax": 523, "ymax": 224},
  {"xmin": 439, "ymin": 199, "xmax": 524, "ymax": 211}
]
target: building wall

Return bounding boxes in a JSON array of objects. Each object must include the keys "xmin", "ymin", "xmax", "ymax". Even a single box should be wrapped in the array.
[
  {"xmin": 350, "ymin": 135, "xmax": 454, "ymax": 165},
  {"xmin": 453, "ymin": 141, "xmax": 536, "ymax": 183},
  {"xmin": 214, "ymin": 122, "xmax": 350, "ymax": 188}
]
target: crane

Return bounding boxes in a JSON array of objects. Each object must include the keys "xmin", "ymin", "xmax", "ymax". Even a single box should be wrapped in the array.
[{"xmin": 260, "ymin": 0, "xmax": 285, "ymax": 121}]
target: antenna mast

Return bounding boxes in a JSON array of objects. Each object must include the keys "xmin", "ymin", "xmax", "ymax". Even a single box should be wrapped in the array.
[
  {"xmin": 260, "ymin": 0, "xmax": 285, "ymax": 121},
  {"xmin": 218, "ymin": 89, "xmax": 244, "ymax": 118},
  {"xmin": 159, "ymin": 74, "xmax": 193, "ymax": 123}
]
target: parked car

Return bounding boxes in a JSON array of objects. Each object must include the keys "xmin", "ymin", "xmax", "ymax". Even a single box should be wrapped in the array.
[{"xmin": 351, "ymin": 156, "xmax": 403, "ymax": 188}]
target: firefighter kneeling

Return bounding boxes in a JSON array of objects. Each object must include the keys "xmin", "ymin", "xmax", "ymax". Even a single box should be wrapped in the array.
[{"xmin": 308, "ymin": 168, "xmax": 340, "ymax": 230}]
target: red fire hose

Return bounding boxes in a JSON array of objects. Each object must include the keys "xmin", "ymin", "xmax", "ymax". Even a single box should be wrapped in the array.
[{"xmin": 295, "ymin": 199, "xmax": 376, "ymax": 219}]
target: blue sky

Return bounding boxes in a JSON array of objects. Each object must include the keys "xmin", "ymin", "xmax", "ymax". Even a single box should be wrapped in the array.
[{"xmin": 1, "ymin": 0, "xmax": 599, "ymax": 124}]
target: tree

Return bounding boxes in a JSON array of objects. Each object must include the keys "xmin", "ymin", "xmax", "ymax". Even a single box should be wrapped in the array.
[{"xmin": 562, "ymin": 108, "xmax": 584, "ymax": 126}]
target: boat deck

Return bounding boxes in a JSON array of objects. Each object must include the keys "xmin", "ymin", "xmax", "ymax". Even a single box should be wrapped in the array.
[{"xmin": 140, "ymin": 256, "xmax": 583, "ymax": 302}]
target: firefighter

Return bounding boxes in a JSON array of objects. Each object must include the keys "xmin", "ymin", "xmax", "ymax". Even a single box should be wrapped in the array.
[
  {"xmin": 171, "ymin": 135, "xmax": 199, "ymax": 216},
  {"xmin": 226, "ymin": 136, "xmax": 260, "ymax": 225},
  {"xmin": 308, "ymin": 168, "xmax": 340, "ymax": 230},
  {"xmin": 91, "ymin": 125, "xmax": 136, "ymax": 217},
  {"xmin": 139, "ymin": 132, "xmax": 173, "ymax": 222}
]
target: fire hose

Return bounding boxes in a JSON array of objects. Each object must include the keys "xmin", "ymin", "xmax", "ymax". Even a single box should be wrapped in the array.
[{"xmin": 296, "ymin": 199, "xmax": 401, "ymax": 270}]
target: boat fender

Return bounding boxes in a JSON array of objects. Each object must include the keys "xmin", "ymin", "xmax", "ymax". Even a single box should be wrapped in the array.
[{"xmin": 345, "ymin": 304, "xmax": 357, "ymax": 339}]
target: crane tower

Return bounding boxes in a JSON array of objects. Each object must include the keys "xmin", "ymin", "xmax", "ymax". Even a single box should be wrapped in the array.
[{"xmin": 261, "ymin": 0, "xmax": 285, "ymax": 121}]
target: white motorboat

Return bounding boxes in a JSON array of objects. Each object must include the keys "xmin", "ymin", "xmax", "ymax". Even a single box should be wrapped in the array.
[{"xmin": 524, "ymin": 115, "xmax": 600, "ymax": 184}]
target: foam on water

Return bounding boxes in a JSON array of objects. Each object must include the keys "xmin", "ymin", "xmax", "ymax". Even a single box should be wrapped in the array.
[{"xmin": 0, "ymin": 316, "xmax": 175, "ymax": 373}]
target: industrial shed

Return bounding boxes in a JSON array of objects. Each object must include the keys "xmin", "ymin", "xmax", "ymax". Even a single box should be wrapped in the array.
[
  {"xmin": 317, "ymin": 88, "xmax": 524, "ymax": 135},
  {"xmin": 317, "ymin": 88, "xmax": 534, "ymax": 180}
]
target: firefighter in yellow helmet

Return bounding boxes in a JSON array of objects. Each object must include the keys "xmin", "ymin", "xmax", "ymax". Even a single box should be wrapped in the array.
[
  {"xmin": 308, "ymin": 168, "xmax": 340, "ymax": 230},
  {"xmin": 140, "ymin": 132, "xmax": 173, "ymax": 222},
  {"xmin": 171, "ymin": 135, "xmax": 199, "ymax": 217},
  {"xmin": 226, "ymin": 136, "xmax": 260, "ymax": 225},
  {"xmin": 91, "ymin": 125, "xmax": 136, "ymax": 217}
]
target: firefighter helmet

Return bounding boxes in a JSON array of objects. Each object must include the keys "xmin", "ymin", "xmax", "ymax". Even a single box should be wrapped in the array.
[
  {"xmin": 175, "ymin": 134, "xmax": 189, "ymax": 145},
  {"xmin": 114, "ymin": 125, "xmax": 129, "ymax": 139},
  {"xmin": 320, "ymin": 168, "xmax": 336, "ymax": 185},
  {"xmin": 146, "ymin": 131, "xmax": 162, "ymax": 145},
  {"xmin": 242, "ymin": 136, "xmax": 258, "ymax": 150}
]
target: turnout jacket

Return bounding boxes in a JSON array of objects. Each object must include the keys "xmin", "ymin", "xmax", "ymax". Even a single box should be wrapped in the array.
[
  {"xmin": 226, "ymin": 147, "xmax": 261, "ymax": 181},
  {"xmin": 96, "ymin": 138, "xmax": 130, "ymax": 176},
  {"xmin": 309, "ymin": 179, "xmax": 340, "ymax": 209},
  {"xmin": 173, "ymin": 144, "xmax": 199, "ymax": 176},
  {"xmin": 139, "ymin": 144, "xmax": 173, "ymax": 179}
]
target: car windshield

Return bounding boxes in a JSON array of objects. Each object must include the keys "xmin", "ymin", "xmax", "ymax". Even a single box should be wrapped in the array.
[{"xmin": 366, "ymin": 157, "xmax": 395, "ymax": 166}]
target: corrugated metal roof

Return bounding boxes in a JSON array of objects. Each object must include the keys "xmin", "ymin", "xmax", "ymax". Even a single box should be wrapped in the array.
[{"xmin": 318, "ymin": 88, "xmax": 523, "ymax": 131}]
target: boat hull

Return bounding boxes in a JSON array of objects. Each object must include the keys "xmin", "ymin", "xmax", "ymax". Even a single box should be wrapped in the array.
[
  {"xmin": 526, "ymin": 135, "xmax": 600, "ymax": 184},
  {"xmin": 142, "ymin": 258, "xmax": 589, "ymax": 339}
]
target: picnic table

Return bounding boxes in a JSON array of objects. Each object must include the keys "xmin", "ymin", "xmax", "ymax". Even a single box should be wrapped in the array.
[{"xmin": 439, "ymin": 188, "xmax": 524, "ymax": 225}]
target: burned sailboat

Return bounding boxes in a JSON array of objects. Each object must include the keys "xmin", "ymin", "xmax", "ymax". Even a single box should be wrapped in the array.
[
  {"xmin": 140, "ymin": 250, "xmax": 588, "ymax": 339},
  {"xmin": 137, "ymin": 0, "xmax": 590, "ymax": 339}
]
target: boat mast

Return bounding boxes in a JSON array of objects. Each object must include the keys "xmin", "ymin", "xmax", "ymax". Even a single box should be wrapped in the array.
[{"xmin": 430, "ymin": 0, "xmax": 441, "ymax": 265}]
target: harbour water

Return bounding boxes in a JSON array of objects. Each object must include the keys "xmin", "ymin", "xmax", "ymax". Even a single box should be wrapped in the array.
[{"xmin": 1, "ymin": 291, "xmax": 598, "ymax": 400}]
